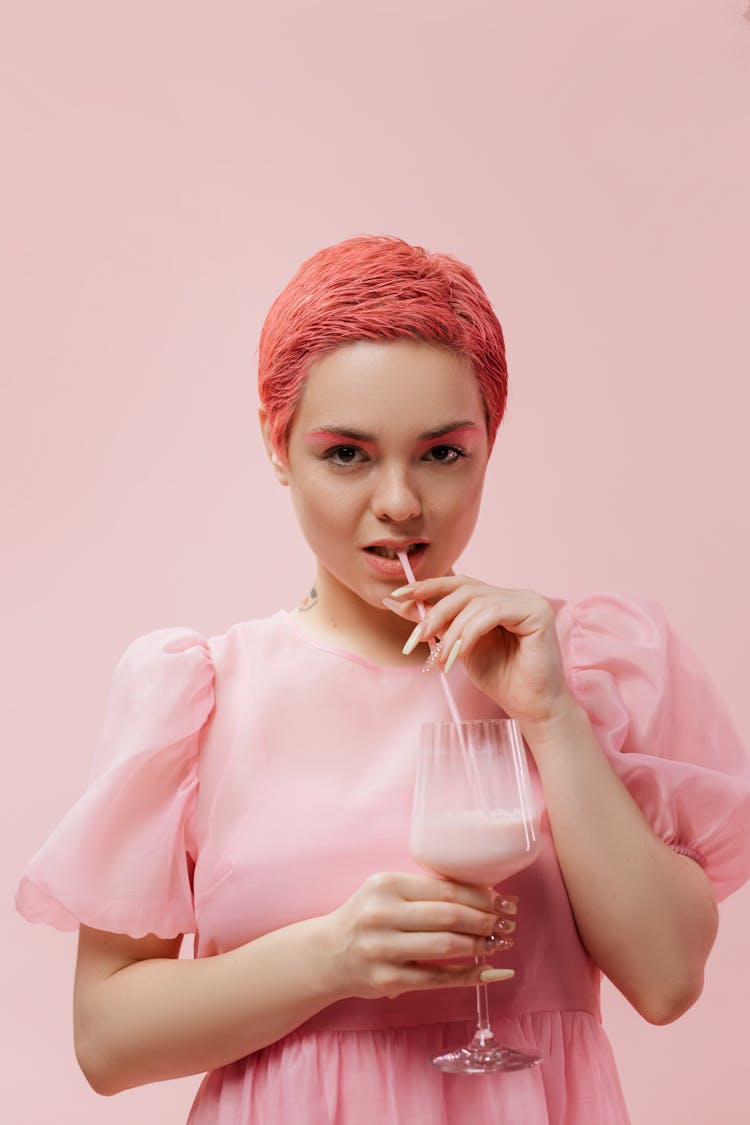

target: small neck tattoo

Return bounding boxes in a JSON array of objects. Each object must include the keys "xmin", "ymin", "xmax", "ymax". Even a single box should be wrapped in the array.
[{"xmin": 298, "ymin": 585, "xmax": 318, "ymax": 612}]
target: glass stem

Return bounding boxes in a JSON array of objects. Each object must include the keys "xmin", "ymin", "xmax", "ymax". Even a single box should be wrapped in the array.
[{"xmin": 474, "ymin": 955, "xmax": 494, "ymax": 1045}]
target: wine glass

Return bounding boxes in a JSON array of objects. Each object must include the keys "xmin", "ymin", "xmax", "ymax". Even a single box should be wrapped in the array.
[{"xmin": 409, "ymin": 717, "xmax": 543, "ymax": 1073}]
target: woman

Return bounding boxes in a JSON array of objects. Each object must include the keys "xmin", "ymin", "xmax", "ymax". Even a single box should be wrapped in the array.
[{"xmin": 16, "ymin": 234, "xmax": 750, "ymax": 1123}]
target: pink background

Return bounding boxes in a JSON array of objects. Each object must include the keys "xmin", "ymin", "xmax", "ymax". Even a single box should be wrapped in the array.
[{"xmin": 3, "ymin": 1, "xmax": 749, "ymax": 1121}]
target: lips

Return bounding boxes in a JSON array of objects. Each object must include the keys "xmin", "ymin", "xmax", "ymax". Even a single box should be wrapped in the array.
[{"xmin": 362, "ymin": 541, "xmax": 429, "ymax": 577}]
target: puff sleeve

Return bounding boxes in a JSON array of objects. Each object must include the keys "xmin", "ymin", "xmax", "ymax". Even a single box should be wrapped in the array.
[
  {"xmin": 556, "ymin": 592, "xmax": 750, "ymax": 902},
  {"xmin": 15, "ymin": 627, "xmax": 215, "ymax": 938}
]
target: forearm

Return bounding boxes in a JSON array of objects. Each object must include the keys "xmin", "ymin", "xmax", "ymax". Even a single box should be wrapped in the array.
[
  {"xmin": 80, "ymin": 914, "xmax": 342, "ymax": 1095},
  {"xmin": 78, "ymin": 869, "xmax": 506, "ymax": 1096},
  {"xmin": 520, "ymin": 702, "xmax": 719, "ymax": 1024}
]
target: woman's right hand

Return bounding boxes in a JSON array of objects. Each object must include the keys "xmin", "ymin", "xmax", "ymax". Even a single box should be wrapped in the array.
[{"xmin": 322, "ymin": 871, "xmax": 518, "ymax": 1000}]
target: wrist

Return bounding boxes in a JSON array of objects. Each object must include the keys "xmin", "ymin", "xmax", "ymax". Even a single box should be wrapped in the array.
[
  {"xmin": 518, "ymin": 695, "xmax": 590, "ymax": 751},
  {"xmin": 307, "ymin": 910, "xmax": 353, "ymax": 1006}
]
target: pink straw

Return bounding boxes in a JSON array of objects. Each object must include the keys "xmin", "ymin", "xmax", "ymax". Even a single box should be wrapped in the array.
[{"xmin": 397, "ymin": 551, "xmax": 487, "ymax": 808}]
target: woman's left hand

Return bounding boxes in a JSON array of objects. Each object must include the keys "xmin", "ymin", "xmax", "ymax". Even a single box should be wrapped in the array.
[{"xmin": 386, "ymin": 577, "xmax": 576, "ymax": 731}]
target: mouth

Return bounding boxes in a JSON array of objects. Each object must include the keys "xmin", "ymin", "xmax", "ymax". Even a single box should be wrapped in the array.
[
  {"xmin": 362, "ymin": 541, "xmax": 429, "ymax": 577},
  {"xmin": 363, "ymin": 542, "xmax": 428, "ymax": 560}
]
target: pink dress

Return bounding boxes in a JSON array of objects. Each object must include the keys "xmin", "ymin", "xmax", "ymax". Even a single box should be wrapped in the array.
[{"xmin": 15, "ymin": 592, "xmax": 750, "ymax": 1124}]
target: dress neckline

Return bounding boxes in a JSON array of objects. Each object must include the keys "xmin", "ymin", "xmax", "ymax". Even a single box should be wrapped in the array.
[{"xmin": 276, "ymin": 609, "xmax": 429, "ymax": 675}]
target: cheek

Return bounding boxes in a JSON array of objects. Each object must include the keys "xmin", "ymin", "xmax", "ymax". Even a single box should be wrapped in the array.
[
  {"xmin": 434, "ymin": 465, "xmax": 485, "ymax": 512},
  {"xmin": 290, "ymin": 475, "xmax": 361, "ymax": 536},
  {"xmin": 431, "ymin": 469, "xmax": 486, "ymax": 539},
  {"xmin": 448, "ymin": 494, "xmax": 482, "ymax": 536}
]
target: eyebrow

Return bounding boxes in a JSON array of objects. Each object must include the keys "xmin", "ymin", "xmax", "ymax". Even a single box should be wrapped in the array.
[{"xmin": 302, "ymin": 421, "xmax": 481, "ymax": 443}]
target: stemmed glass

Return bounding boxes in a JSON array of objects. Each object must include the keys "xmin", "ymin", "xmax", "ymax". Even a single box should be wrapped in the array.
[{"xmin": 410, "ymin": 718, "xmax": 543, "ymax": 1073}]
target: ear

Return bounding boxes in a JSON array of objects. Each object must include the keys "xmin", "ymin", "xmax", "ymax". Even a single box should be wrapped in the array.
[{"xmin": 257, "ymin": 406, "xmax": 289, "ymax": 487}]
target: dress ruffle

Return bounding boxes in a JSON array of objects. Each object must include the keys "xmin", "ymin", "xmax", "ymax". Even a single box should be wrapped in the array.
[{"xmin": 189, "ymin": 1011, "xmax": 630, "ymax": 1125}]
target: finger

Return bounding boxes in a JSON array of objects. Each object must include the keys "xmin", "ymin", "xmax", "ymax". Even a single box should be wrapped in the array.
[
  {"xmin": 436, "ymin": 591, "xmax": 549, "ymax": 667},
  {"xmin": 401, "ymin": 899, "xmax": 499, "ymax": 939},
  {"xmin": 404, "ymin": 586, "xmax": 490, "ymax": 651},
  {"xmin": 393, "ymin": 961, "xmax": 516, "ymax": 995},
  {"xmin": 385, "ymin": 929, "xmax": 492, "ymax": 962},
  {"xmin": 385, "ymin": 873, "xmax": 518, "ymax": 923},
  {"xmin": 416, "ymin": 584, "xmax": 539, "ymax": 656},
  {"xmin": 436, "ymin": 598, "xmax": 508, "ymax": 666},
  {"xmin": 388, "ymin": 575, "xmax": 482, "ymax": 602},
  {"xmin": 394, "ymin": 873, "xmax": 498, "ymax": 915}
]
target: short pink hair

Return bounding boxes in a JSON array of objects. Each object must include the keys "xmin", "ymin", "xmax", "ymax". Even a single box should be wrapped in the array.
[{"xmin": 258, "ymin": 234, "xmax": 508, "ymax": 455}]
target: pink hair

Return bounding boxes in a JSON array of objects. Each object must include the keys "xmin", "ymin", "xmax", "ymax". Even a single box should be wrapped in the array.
[{"xmin": 258, "ymin": 234, "xmax": 508, "ymax": 455}]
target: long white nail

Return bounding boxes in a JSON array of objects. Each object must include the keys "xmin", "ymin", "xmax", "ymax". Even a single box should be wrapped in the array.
[
  {"xmin": 402, "ymin": 622, "xmax": 424, "ymax": 655},
  {"xmin": 480, "ymin": 968, "xmax": 515, "ymax": 982},
  {"xmin": 443, "ymin": 638, "xmax": 462, "ymax": 674}
]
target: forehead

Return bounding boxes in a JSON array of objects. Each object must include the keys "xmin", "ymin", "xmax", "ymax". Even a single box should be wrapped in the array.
[{"xmin": 291, "ymin": 339, "xmax": 485, "ymax": 434}]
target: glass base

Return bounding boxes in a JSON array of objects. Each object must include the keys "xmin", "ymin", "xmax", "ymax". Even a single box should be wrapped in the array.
[{"xmin": 432, "ymin": 1031, "xmax": 543, "ymax": 1074}]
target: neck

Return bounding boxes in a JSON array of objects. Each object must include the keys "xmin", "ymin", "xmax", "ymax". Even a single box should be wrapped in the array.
[{"xmin": 293, "ymin": 564, "xmax": 425, "ymax": 667}]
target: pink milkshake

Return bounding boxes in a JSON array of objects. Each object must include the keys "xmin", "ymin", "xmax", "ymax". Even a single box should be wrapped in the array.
[{"xmin": 410, "ymin": 807, "xmax": 540, "ymax": 886}]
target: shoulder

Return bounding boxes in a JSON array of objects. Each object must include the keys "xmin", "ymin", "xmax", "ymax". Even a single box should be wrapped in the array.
[
  {"xmin": 546, "ymin": 590, "xmax": 682, "ymax": 735},
  {"xmin": 546, "ymin": 589, "xmax": 746, "ymax": 768},
  {"xmin": 547, "ymin": 590, "xmax": 679, "ymax": 691},
  {"xmin": 203, "ymin": 610, "xmax": 297, "ymax": 669},
  {"xmin": 116, "ymin": 612, "xmax": 290, "ymax": 677},
  {"xmin": 548, "ymin": 589, "xmax": 668, "ymax": 651},
  {"xmin": 87, "ymin": 625, "xmax": 218, "ymax": 780},
  {"xmin": 109, "ymin": 624, "xmax": 216, "ymax": 715}
]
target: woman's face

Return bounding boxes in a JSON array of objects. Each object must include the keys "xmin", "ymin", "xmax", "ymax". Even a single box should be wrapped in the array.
[{"xmin": 262, "ymin": 338, "xmax": 491, "ymax": 611}]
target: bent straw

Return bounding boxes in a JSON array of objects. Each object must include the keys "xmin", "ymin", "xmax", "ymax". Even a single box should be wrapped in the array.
[{"xmin": 397, "ymin": 551, "xmax": 487, "ymax": 810}]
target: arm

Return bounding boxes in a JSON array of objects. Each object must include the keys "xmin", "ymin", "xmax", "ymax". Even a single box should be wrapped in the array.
[
  {"xmin": 74, "ymin": 914, "xmax": 340, "ymax": 1096},
  {"xmin": 521, "ymin": 701, "xmax": 719, "ymax": 1025},
  {"xmin": 74, "ymin": 873, "xmax": 507, "ymax": 1095},
  {"xmin": 386, "ymin": 578, "xmax": 720, "ymax": 1025}
]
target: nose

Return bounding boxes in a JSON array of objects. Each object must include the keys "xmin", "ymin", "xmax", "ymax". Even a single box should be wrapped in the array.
[{"xmin": 371, "ymin": 464, "xmax": 422, "ymax": 523}]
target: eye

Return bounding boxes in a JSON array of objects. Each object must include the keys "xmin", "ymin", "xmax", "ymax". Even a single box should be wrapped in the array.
[
  {"xmin": 322, "ymin": 445, "xmax": 368, "ymax": 466},
  {"xmin": 424, "ymin": 444, "xmax": 468, "ymax": 464}
]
